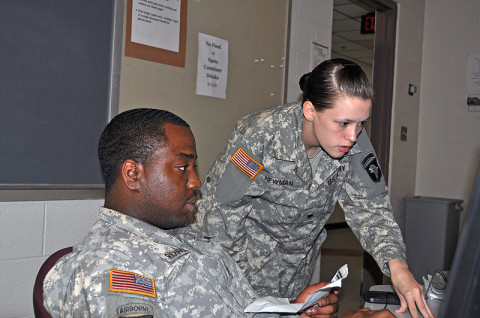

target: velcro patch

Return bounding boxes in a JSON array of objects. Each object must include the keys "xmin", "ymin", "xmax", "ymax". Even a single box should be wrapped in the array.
[
  {"xmin": 361, "ymin": 152, "xmax": 382, "ymax": 183},
  {"xmin": 116, "ymin": 303, "xmax": 154, "ymax": 317},
  {"xmin": 160, "ymin": 247, "xmax": 189, "ymax": 263},
  {"xmin": 230, "ymin": 148, "xmax": 263, "ymax": 179},
  {"xmin": 109, "ymin": 269, "xmax": 156, "ymax": 298}
]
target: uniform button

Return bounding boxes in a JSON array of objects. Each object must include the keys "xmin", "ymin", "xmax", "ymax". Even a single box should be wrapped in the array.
[
  {"xmin": 206, "ymin": 176, "xmax": 211, "ymax": 182},
  {"xmin": 307, "ymin": 213, "xmax": 314, "ymax": 219}
]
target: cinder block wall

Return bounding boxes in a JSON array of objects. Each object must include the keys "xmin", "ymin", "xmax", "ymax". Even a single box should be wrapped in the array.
[
  {"xmin": 415, "ymin": 0, "xmax": 480, "ymax": 227},
  {"xmin": 0, "ymin": 199, "xmax": 102, "ymax": 317}
]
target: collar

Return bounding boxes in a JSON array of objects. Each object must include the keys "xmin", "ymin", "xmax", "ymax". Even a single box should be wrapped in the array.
[
  {"xmin": 264, "ymin": 103, "xmax": 365, "ymax": 183},
  {"xmin": 274, "ymin": 103, "xmax": 313, "ymax": 183},
  {"xmin": 267, "ymin": 103, "xmax": 304, "ymax": 162},
  {"xmin": 99, "ymin": 207, "xmax": 184, "ymax": 247}
]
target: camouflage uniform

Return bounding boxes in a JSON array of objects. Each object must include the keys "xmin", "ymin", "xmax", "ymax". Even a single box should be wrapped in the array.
[
  {"xmin": 193, "ymin": 103, "xmax": 406, "ymax": 299},
  {"xmin": 43, "ymin": 208, "xmax": 280, "ymax": 318}
]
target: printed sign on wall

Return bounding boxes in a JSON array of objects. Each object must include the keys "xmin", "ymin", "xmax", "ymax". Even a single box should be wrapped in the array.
[{"xmin": 196, "ymin": 33, "xmax": 228, "ymax": 99}]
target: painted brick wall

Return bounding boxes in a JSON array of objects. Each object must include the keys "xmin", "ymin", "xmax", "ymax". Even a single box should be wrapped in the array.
[{"xmin": 0, "ymin": 200, "xmax": 102, "ymax": 317}]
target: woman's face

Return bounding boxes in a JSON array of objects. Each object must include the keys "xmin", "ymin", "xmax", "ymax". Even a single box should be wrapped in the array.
[{"xmin": 306, "ymin": 96, "xmax": 372, "ymax": 159}]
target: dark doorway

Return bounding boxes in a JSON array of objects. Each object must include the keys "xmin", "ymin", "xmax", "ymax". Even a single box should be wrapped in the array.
[
  {"xmin": 331, "ymin": 0, "xmax": 399, "ymax": 293},
  {"xmin": 361, "ymin": 0, "xmax": 397, "ymax": 293}
]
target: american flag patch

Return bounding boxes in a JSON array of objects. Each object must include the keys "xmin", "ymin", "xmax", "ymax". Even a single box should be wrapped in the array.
[
  {"xmin": 231, "ymin": 148, "xmax": 263, "ymax": 179},
  {"xmin": 109, "ymin": 269, "xmax": 156, "ymax": 298}
]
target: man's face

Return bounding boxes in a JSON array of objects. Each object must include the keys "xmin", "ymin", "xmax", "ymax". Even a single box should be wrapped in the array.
[
  {"xmin": 311, "ymin": 96, "xmax": 371, "ymax": 159},
  {"xmin": 137, "ymin": 124, "xmax": 201, "ymax": 229}
]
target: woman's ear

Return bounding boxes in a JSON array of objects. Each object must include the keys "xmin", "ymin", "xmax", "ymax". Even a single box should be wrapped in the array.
[
  {"xmin": 121, "ymin": 159, "xmax": 143, "ymax": 191},
  {"xmin": 302, "ymin": 101, "xmax": 316, "ymax": 122}
]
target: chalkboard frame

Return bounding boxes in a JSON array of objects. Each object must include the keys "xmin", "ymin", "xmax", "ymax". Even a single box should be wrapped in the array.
[{"xmin": 0, "ymin": 0, "xmax": 124, "ymax": 189}]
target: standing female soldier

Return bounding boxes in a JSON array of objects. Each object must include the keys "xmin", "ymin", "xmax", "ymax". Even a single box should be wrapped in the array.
[{"xmin": 194, "ymin": 58, "xmax": 433, "ymax": 318}]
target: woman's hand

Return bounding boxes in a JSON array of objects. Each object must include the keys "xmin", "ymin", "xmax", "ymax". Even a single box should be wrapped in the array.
[{"xmin": 388, "ymin": 259, "xmax": 435, "ymax": 318}]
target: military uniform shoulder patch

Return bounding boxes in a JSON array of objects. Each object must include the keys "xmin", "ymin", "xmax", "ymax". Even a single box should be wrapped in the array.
[
  {"xmin": 109, "ymin": 269, "xmax": 156, "ymax": 298},
  {"xmin": 116, "ymin": 303, "xmax": 154, "ymax": 317},
  {"xmin": 230, "ymin": 148, "xmax": 263, "ymax": 179},
  {"xmin": 361, "ymin": 152, "xmax": 382, "ymax": 183}
]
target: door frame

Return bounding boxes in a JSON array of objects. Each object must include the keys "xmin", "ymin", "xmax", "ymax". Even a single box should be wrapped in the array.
[{"xmin": 359, "ymin": 0, "xmax": 398, "ymax": 292}]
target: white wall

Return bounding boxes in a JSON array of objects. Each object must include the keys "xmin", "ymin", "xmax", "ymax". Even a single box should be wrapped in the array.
[
  {"xmin": 0, "ymin": 200, "xmax": 102, "ymax": 317},
  {"xmin": 286, "ymin": 0, "xmax": 334, "ymax": 285},
  {"xmin": 415, "ymin": 0, "xmax": 480, "ymax": 225},
  {"xmin": 286, "ymin": 0, "xmax": 333, "ymax": 103},
  {"xmin": 387, "ymin": 0, "xmax": 426, "ymax": 233}
]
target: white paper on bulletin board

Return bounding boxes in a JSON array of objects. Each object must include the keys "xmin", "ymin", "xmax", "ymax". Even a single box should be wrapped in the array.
[
  {"xmin": 467, "ymin": 53, "xmax": 480, "ymax": 91},
  {"xmin": 311, "ymin": 42, "xmax": 329, "ymax": 69},
  {"xmin": 131, "ymin": 0, "xmax": 181, "ymax": 52},
  {"xmin": 196, "ymin": 33, "xmax": 228, "ymax": 99}
]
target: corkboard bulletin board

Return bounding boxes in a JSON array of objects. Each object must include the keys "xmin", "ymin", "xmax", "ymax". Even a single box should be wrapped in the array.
[{"xmin": 125, "ymin": 0, "xmax": 187, "ymax": 67}]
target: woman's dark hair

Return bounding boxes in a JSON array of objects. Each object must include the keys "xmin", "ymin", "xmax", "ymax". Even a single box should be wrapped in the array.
[
  {"xmin": 299, "ymin": 58, "xmax": 374, "ymax": 111},
  {"xmin": 98, "ymin": 108, "xmax": 189, "ymax": 193}
]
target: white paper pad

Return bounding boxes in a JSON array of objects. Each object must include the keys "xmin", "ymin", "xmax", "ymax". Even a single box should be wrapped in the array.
[{"xmin": 245, "ymin": 264, "xmax": 348, "ymax": 313}]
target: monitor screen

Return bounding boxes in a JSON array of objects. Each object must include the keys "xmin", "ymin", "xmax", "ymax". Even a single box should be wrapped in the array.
[{"xmin": 439, "ymin": 164, "xmax": 480, "ymax": 318}]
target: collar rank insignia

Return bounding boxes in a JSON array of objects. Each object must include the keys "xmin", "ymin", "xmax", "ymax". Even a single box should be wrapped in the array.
[
  {"xmin": 109, "ymin": 269, "xmax": 156, "ymax": 298},
  {"xmin": 160, "ymin": 247, "xmax": 189, "ymax": 263},
  {"xmin": 231, "ymin": 148, "xmax": 263, "ymax": 179},
  {"xmin": 361, "ymin": 152, "xmax": 382, "ymax": 183}
]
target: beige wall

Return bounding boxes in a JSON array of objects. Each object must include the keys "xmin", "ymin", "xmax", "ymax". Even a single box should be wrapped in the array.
[{"xmin": 119, "ymin": 0, "xmax": 289, "ymax": 180}]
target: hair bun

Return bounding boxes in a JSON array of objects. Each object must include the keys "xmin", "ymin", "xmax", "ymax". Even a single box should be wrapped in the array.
[{"xmin": 299, "ymin": 72, "xmax": 311, "ymax": 92}]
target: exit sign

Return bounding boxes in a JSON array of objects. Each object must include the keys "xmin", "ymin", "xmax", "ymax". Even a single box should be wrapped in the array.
[{"xmin": 361, "ymin": 12, "xmax": 375, "ymax": 34}]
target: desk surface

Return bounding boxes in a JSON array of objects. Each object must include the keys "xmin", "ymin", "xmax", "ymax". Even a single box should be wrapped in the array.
[{"xmin": 364, "ymin": 285, "xmax": 442, "ymax": 318}]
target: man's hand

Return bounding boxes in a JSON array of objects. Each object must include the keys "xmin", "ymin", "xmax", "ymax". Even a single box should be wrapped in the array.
[
  {"xmin": 292, "ymin": 282, "xmax": 339, "ymax": 318},
  {"xmin": 389, "ymin": 259, "xmax": 435, "ymax": 318},
  {"xmin": 343, "ymin": 308, "xmax": 395, "ymax": 318}
]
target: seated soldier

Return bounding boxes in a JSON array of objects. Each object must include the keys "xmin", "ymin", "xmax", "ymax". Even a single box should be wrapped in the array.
[{"xmin": 43, "ymin": 108, "xmax": 394, "ymax": 318}]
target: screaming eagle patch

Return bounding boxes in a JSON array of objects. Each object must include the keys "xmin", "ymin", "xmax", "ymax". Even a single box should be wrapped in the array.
[{"xmin": 361, "ymin": 152, "xmax": 382, "ymax": 183}]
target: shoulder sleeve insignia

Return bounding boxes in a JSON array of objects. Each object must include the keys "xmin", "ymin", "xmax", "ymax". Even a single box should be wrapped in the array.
[
  {"xmin": 361, "ymin": 152, "xmax": 382, "ymax": 183},
  {"xmin": 109, "ymin": 269, "xmax": 156, "ymax": 298},
  {"xmin": 230, "ymin": 148, "xmax": 263, "ymax": 179},
  {"xmin": 116, "ymin": 303, "xmax": 154, "ymax": 317}
]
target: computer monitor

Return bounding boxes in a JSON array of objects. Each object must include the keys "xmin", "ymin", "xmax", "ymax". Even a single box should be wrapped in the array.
[{"xmin": 439, "ymin": 164, "xmax": 480, "ymax": 318}]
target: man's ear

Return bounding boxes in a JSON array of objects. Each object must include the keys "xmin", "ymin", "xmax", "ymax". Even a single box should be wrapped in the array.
[
  {"xmin": 302, "ymin": 101, "xmax": 316, "ymax": 122},
  {"xmin": 121, "ymin": 159, "xmax": 143, "ymax": 191}
]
